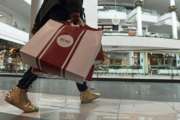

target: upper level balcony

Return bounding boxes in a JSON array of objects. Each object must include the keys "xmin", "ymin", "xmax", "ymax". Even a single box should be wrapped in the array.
[
  {"xmin": 127, "ymin": 8, "xmax": 159, "ymax": 23},
  {"xmin": 102, "ymin": 33, "xmax": 180, "ymax": 52},
  {"xmin": 98, "ymin": 5, "xmax": 180, "ymax": 44},
  {"xmin": 0, "ymin": 22, "xmax": 28, "ymax": 45},
  {"xmin": 0, "ymin": 20, "xmax": 180, "ymax": 52},
  {"xmin": 98, "ymin": 7, "xmax": 180, "ymax": 30}
]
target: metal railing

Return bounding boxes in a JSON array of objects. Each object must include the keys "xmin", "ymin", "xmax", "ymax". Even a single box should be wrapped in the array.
[
  {"xmin": 94, "ymin": 65, "xmax": 180, "ymax": 76},
  {"xmin": 101, "ymin": 31, "xmax": 173, "ymax": 40},
  {"xmin": 0, "ymin": 64, "xmax": 28, "ymax": 73}
]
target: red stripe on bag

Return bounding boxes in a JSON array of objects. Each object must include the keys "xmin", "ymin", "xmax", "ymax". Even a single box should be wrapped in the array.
[
  {"xmin": 62, "ymin": 30, "xmax": 87, "ymax": 78},
  {"xmin": 59, "ymin": 30, "xmax": 84, "ymax": 76},
  {"xmin": 36, "ymin": 24, "xmax": 65, "ymax": 70},
  {"xmin": 86, "ymin": 65, "xmax": 94, "ymax": 81}
]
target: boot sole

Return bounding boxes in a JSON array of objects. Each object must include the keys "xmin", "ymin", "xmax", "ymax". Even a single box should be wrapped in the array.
[
  {"xmin": 5, "ymin": 97, "xmax": 39, "ymax": 113},
  {"xmin": 81, "ymin": 96, "xmax": 100, "ymax": 104}
]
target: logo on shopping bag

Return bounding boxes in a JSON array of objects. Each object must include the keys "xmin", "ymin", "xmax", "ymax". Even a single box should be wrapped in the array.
[{"xmin": 57, "ymin": 35, "xmax": 74, "ymax": 48}]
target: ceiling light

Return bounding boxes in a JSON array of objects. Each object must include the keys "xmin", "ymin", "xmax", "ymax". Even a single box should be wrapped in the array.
[
  {"xmin": 0, "ymin": 14, "xmax": 3, "ymax": 17},
  {"xmin": 24, "ymin": 0, "xmax": 31, "ymax": 5},
  {"xmin": 98, "ymin": 6, "xmax": 104, "ymax": 9},
  {"xmin": 170, "ymin": 0, "xmax": 175, "ymax": 6},
  {"xmin": 111, "ymin": 10, "xmax": 120, "ymax": 25}
]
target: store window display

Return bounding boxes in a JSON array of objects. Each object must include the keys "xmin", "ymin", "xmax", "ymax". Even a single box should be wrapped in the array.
[{"xmin": 0, "ymin": 40, "xmax": 27, "ymax": 73}]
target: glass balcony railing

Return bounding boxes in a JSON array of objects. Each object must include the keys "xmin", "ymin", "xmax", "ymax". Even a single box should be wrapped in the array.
[
  {"xmin": 98, "ymin": 5, "xmax": 129, "ymax": 13},
  {"xmin": 0, "ymin": 60, "xmax": 28, "ymax": 73},
  {"xmin": 1, "ymin": 62, "xmax": 180, "ymax": 77},
  {"xmin": 142, "ymin": 9, "xmax": 160, "ymax": 16},
  {"xmin": 94, "ymin": 65, "xmax": 180, "ymax": 76},
  {"xmin": 102, "ymin": 31, "xmax": 173, "ymax": 39},
  {"xmin": 1, "ymin": 48, "xmax": 180, "ymax": 78}
]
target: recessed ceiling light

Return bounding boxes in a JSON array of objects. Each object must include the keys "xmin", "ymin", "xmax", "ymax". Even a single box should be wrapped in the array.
[
  {"xmin": 24, "ymin": 0, "xmax": 31, "ymax": 5},
  {"xmin": 0, "ymin": 14, "xmax": 3, "ymax": 17},
  {"xmin": 98, "ymin": 6, "xmax": 104, "ymax": 9}
]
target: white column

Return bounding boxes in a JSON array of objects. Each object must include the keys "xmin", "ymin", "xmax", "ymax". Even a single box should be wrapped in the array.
[
  {"xmin": 30, "ymin": 0, "xmax": 44, "ymax": 32},
  {"xmin": 144, "ymin": 53, "xmax": 149, "ymax": 74},
  {"xmin": 172, "ymin": 12, "xmax": 178, "ymax": 39},
  {"xmin": 129, "ymin": 0, "xmax": 144, "ymax": 67},
  {"xmin": 170, "ymin": 0, "xmax": 180, "ymax": 67},
  {"xmin": 129, "ymin": 52, "xmax": 134, "ymax": 65},
  {"xmin": 140, "ymin": 53, "xmax": 144, "ymax": 68},
  {"xmin": 176, "ymin": 54, "xmax": 180, "ymax": 67},
  {"xmin": 135, "ymin": 0, "xmax": 148, "ymax": 74},
  {"xmin": 136, "ymin": 6, "xmax": 143, "ymax": 36},
  {"xmin": 83, "ymin": 0, "xmax": 98, "ymax": 28},
  {"xmin": 170, "ymin": 0, "xmax": 178, "ymax": 39},
  {"xmin": 145, "ymin": 25, "xmax": 149, "ymax": 34},
  {"xmin": 170, "ymin": 0, "xmax": 175, "ymax": 7},
  {"xmin": 140, "ymin": 52, "xmax": 148, "ymax": 74}
]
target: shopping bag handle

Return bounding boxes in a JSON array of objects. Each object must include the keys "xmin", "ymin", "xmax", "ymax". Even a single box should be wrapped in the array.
[
  {"xmin": 65, "ymin": 20, "xmax": 83, "ymax": 27},
  {"xmin": 64, "ymin": 21, "xmax": 102, "ymax": 31}
]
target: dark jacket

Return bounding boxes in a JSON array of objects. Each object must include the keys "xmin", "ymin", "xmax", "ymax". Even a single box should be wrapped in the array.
[{"xmin": 32, "ymin": 0, "xmax": 84, "ymax": 33}]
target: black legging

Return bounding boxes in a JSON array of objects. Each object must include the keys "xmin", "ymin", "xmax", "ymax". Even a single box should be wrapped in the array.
[{"xmin": 17, "ymin": 67, "xmax": 88, "ymax": 92}]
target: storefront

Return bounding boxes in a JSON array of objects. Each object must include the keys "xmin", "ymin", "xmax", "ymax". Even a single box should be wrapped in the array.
[{"xmin": 0, "ymin": 39, "xmax": 27, "ymax": 73}]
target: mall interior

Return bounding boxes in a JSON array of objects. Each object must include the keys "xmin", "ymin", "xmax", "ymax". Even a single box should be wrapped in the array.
[{"xmin": 0, "ymin": 0, "xmax": 180, "ymax": 119}]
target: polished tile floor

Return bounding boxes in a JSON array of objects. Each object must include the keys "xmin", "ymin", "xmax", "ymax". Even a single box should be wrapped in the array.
[{"xmin": 0, "ymin": 76, "xmax": 180, "ymax": 120}]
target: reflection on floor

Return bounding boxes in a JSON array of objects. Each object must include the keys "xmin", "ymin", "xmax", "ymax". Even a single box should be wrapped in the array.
[{"xmin": 0, "ymin": 90, "xmax": 180, "ymax": 120}]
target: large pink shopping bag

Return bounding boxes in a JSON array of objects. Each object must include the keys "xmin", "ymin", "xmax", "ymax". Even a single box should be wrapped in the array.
[
  {"xmin": 20, "ymin": 19, "xmax": 102, "ymax": 81},
  {"xmin": 31, "ymin": 46, "xmax": 105, "ymax": 80}
]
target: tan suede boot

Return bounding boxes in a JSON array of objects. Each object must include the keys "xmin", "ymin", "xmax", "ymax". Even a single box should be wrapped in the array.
[
  {"xmin": 80, "ymin": 90, "xmax": 100, "ymax": 104},
  {"xmin": 5, "ymin": 87, "xmax": 39, "ymax": 113}
]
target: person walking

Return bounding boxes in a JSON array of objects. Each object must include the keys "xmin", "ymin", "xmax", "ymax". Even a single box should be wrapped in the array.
[{"xmin": 5, "ymin": 0, "xmax": 101, "ymax": 113}]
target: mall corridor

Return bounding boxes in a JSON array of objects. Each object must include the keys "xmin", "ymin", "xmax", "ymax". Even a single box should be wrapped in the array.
[{"xmin": 1, "ymin": 0, "xmax": 180, "ymax": 119}]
